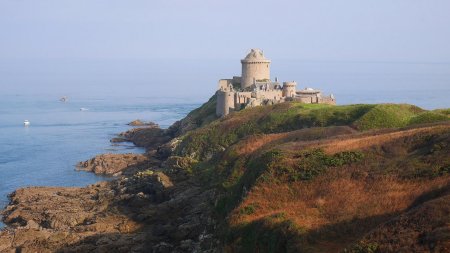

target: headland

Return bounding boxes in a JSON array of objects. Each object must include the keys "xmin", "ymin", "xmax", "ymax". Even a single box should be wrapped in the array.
[{"xmin": 1, "ymin": 50, "xmax": 449, "ymax": 253}]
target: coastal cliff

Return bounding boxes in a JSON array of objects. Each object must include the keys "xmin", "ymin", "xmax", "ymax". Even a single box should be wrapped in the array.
[{"xmin": 1, "ymin": 99, "xmax": 449, "ymax": 252}]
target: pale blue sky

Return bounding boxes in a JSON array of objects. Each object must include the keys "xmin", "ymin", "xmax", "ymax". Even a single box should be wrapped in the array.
[
  {"xmin": 1, "ymin": 0, "xmax": 450, "ymax": 62},
  {"xmin": 1, "ymin": 0, "xmax": 449, "ymax": 103}
]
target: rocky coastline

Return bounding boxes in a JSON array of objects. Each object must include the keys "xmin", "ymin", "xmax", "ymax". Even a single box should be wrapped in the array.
[
  {"xmin": 0, "ymin": 118, "xmax": 218, "ymax": 253},
  {"xmin": 1, "ymin": 100, "xmax": 449, "ymax": 253}
]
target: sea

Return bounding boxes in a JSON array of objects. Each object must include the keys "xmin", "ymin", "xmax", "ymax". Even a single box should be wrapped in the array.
[
  {"xmin": 0, "ymin": 59, "xmax": 449, "ymax": 229},
  {"xmin": 0, "ymin": 94, "xmax": 200, "ymax": 229}
]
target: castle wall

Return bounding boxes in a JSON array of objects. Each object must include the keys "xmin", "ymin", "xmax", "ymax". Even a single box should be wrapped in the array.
[
  {"xmin": 216, "ymin": 90, "xmax": 235, "ymax": 117},
  {"xmin": 296, "ymin": 97, "xmax": 314, "ymax": 103},
  {"xmin": 255, "ymin": 90, "xmax": 283, "ymax": 100},
  {"xmin": 241, "ymin": 61, "xmax": 271, "ymax": 89},
  {"xmin": 319, "ymin": 96, "xmax": 336, "ymax": 105},
  {"xmin": 282, "ymin": 82, "xmax": 297, "ymax": 98},
  {"xmin": 235, "ymin": 92, "xmax": 252, "ymax": 108},
  {"xmin": 218, "ymin": 79, "xmax": 233, "ymax": 91},
  {"xmin": 232, "ymin": 76, "xmax": 242, "ymax": 85}
]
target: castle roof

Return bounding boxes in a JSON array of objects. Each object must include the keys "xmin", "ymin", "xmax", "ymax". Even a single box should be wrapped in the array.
[
  {"xmin": 242, "ymin": 49, "xmax": 271, "ymax": 63},
  {"xmin": 298, "ymin": 87, "xmax": 321, "ymax": 94}
]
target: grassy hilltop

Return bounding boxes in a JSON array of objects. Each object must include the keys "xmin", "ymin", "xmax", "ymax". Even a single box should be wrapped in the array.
[{"xmin": 168, "ymin": 99, "xmax": 450, "ymax": 252}]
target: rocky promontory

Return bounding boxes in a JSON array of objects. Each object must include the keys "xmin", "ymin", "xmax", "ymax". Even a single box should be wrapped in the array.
[{"xmin": 1, "ymin": 100, "xmax": 449, "ymax": 252}]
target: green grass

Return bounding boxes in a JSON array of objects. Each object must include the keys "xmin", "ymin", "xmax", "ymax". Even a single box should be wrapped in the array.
[
  {"xmin": 433, "ymin": 108, "xmax": 450, "ymax": 116},
  {"xmin": 167, "ymin": 99, "xmax": 450, "ymax": 253},
  {"xmin": 167, "ymin": 94, "xmax": 218, "ymax": 136},
  {"xmin": 408, "ymin": 111, "xmax": 449, "ymax": 125},
  {"xmin": 353, "ymin": 104, "xmax": 422, "ymax": 130},
  {"xmin": 258, "ymin": 149, "xmax": 365, "ymax": 183},
  {"xmin": 174, "ymin": 102, "xmax": 449, "ymax": 161}
]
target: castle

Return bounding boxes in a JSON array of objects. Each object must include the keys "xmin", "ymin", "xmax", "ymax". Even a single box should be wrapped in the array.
[{"xmin": 216, "ymin": 49, "xmax": 336, "ymax": 117}]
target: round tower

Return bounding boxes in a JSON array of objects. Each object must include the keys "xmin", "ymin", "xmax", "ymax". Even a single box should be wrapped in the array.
[
  {"xmin": 241, "ymin": 49, "xmax": 271, "ymax": 90},
  {"xmin": 282, "ymin": 81, "xmax": 297, "ymax": 98}
]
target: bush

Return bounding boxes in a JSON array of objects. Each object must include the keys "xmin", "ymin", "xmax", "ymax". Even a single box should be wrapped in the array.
[{"xmin": 265, "ymin": 149, "xmax": 365, "ymax": 182}]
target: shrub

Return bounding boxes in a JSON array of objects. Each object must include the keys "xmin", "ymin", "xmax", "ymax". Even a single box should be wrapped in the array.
[
  {"xmin": 343, "ymin": 242, "xmax": 379, "ymax": 253},
  {"xmin": 265, "ymin": 149, "xmax": 365, "ymax": 182}
]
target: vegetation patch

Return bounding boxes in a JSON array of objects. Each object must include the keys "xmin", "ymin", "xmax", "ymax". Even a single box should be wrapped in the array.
[
  {"xmin": 163, "ymin": 156, "xmax": 198, "ymax": 174},
  {"xmin": 354, "ymin": 104, "xmax": 422, "ymax": 130},
  {"xmin": 175, "ymin": 103, "xmax": 447, "ymax": 161},
  {"xmin": 226, "ymin": 214, "xmax": 306, "ymax": 253},
  {"xmin": 262, "ymin": 149, "xmax": 364, "ymax": 182},
  {"xmin": 343, "ymin": 241, "xmax": 379, "ymax": 253},
  {"xmin": 408, "ymin": 111, "xmax": 449, "ymax": 125}
]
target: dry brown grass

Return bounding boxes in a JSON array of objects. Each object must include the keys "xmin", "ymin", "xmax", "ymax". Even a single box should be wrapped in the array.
[
  {"xmin": 234, "ymin": 126, "xmax": 357, "ymax": 156},
  {"xmin": 219, "ymin": 121, "xmax": 450, "ymax": 252},
  {"xmin": 321, "ymin": 125, "xmax": 450, "ymax": 154},
  {"xmin": 231, "ymin": 169, "xmax": 449, "ymax": 227},
  {"xmin": 277, "ymin": 124, "xmax": 450, "ymax": 155},
  {"xmin": 229, "ymin": 167, "xmax": 450, "ymax": 251}
]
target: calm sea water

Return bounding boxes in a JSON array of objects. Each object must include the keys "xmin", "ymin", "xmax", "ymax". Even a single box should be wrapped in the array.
[
  {"xmin": 0, "ymin": 94, "xmax": 199, "ymax": 229},
  {"xmin": 0, "ymin": 60, "xmax": 449, "ymax": 229}
]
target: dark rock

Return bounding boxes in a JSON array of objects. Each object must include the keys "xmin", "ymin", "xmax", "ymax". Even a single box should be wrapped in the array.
[
  {"xmin": 76, "ymin": 153, "xmax": 150, "ymax": 175},
  {"xmin": 110, "ymin": 137, "xmax": 127, "ymax": 143},
  {"xmin": 152, "ymin": 242, "xmax": 174, "ymax": 253},
  {"xmin": 128, "ymin": 120, "xmax": 159, "ymax": 127}
]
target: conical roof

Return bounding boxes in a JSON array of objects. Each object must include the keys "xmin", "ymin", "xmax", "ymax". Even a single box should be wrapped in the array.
[{"xmin": 241, "ymin": 49, "xmax": 271, "ymax": 63}]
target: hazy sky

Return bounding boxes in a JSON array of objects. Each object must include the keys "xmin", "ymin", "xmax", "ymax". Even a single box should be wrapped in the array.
[{"xmin": 1, "ymin": 0, "xmax": 450, "ymax": 62}]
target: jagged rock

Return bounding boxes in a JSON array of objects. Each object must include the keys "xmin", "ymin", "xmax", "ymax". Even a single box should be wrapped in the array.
[
  {"xmin": 128, "ymin": 120, "xmax": 159, "ymax": 127},
  {"xmin": 117, "ymin": 127, "xmax": 171, "ymax": 150},
  {"xmin": 157, "ymin": 138, "xmax": 181, "ymax": 159},
  {"xmin": 25, "ymin": 219, "xmax": 41, "ymax": 230},
  {"xmin": 76, "ymin": 153, "xmax": 149, "ymax": 175}
]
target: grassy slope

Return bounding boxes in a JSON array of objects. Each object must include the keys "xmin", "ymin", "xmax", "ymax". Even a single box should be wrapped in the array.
[
  {"xmin": 220, "ymin": 126, "xmax": 450, "ymax": 252},
  {"xmin": 175, "ymin": 102, "xmax": 449, "ymax": 160},
  {"xmin": 166, "ymin": 101, "xmax": 450, "ymax": 252},
  {"xmin": 167, "ymin": 94, "xmax": 218, "ymax": 137}
]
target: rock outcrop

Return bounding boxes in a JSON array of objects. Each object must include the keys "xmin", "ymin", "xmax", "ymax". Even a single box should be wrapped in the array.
[
  {"xmin": 1, "ymin": 101, "xmax": 449, "ymax": 253},
  {"xmin": 0, "ymin": 167, "xmax": 218, "ymax": 252},
  {"xmin": 128, "ymin": 120, "xmax": 159, "ymax": 127},
  {"xmin": 76, "ymin": 153, "xmax": 156, "ymax": 176},
  {"xmin": 117, "ymin": 127, "xmax": 171, "ymax": 150}
]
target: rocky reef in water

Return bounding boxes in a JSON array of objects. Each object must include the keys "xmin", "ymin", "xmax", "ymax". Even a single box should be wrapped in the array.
[{"xmin": 1, "ymin": 97, "xmax": 450, "ymax": 253}]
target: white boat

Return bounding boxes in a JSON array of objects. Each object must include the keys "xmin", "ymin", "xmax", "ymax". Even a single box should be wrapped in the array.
[
  {"xmin": 60, "ymin": 96, "xmax": 68, "ymax": 102},
  {"xmin": 24, "ymin": 120, "xmax": 30, "ymax": 126},
  {"xmin": 80, "ymin": 108, "xmax": 89, "ymax": 111}
]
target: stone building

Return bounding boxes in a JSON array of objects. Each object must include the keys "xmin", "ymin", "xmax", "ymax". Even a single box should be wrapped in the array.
[{"xmin": 216, "ymin": 49, "xmax": 336, "ymax": 117}]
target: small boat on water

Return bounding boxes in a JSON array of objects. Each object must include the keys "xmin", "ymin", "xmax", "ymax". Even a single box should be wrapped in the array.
[
  {"xmin": 60, "ymin": 96, "xmax": 68, "ymax": 102},
  {"xmin": 80, "ymin": 108, "xmax": 89, "ymax": 111},
  {"xmin": 23, "ymin": 120, "xmax": 30, "ymax": 126}
]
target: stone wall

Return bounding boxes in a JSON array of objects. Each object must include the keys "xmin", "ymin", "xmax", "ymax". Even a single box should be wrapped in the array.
[
  {"xmin": 241, "ymin": 61, "xmax": 271, "ymax": 89},
  {"xmin": 282, "ymin": 82, "xmax": 297, "ymax": 97},
  {"xmin": 216, "ymin": 90, "xmax": 235, "ymax": 117},
  {"xmin": 254, "ymin": 90, "xmax": 283, "ymax": 100}
]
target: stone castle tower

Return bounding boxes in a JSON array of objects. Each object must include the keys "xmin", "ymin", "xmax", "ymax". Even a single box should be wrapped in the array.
[
  {"xmin": 282, "ymin": 81, "xmax": 297, "ymax": 98},
  {"xmin": 240, "ymin": 49, "xmax": 271, "ymax": 89},
  {"xmin": 215, "ymin": 49, "xmax": 335, "ymax": 117}
]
